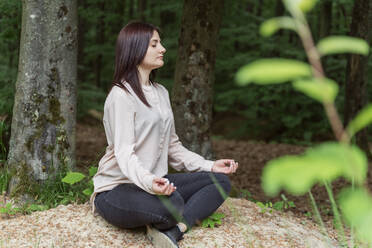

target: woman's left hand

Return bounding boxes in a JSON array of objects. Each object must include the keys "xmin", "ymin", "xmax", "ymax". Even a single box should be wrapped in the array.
[{"xmin": 211, "ymin": 159, "xmax": 238, "ymax": 174}]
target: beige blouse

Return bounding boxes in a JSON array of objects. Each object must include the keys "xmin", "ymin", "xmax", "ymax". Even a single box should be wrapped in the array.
[{"xmin": 90, "ymin": 82, "xmax": 214, "ymax": 214}]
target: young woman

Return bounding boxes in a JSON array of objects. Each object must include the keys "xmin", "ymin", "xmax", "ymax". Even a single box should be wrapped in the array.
[{"xmin": 90, "ymin": 21, "xmax": 238, "ymax": 248}]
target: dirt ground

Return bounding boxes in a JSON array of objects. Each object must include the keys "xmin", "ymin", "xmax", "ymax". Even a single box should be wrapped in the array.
[{"xmin": 76, "ymin": 117, "xmax": 372, "ymax": 222}]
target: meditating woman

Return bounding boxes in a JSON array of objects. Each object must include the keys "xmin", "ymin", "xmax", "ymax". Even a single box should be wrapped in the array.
[{"xmin": 90, "ymin": 21, "xmax": 238, "ymax": 248}]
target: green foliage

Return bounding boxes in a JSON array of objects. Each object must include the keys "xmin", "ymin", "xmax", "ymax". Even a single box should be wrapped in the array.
[
  {"xmin": 292, "ymin": 78, "xmax": 338, "ymax": 103},
  {"xmin": 256, "ymin": 194, "xmax": 296, "ymax": 214},
  {"xmin": 0, "ymin": 202, "xmax": 21, "ymax": 216},
  {"xmin": 202, "ymin": 212, "xmax": 225, "ymax": 228},
  {"xmin": 0, "ymin": 120, "xmax": 7, "ymax": 161},
  {"xmin": 77, "ymin": 83, "xmax": 106, "ymax": 119},
  {"xmin": 0, "ymin": 202, "xmax": 48, "ymax": 218},
  {"xmin": 236, "ymin": 58, "xmax": 312, "ymax": 85},
  {"xmin": 339, "ymin": 187, "xmax": 372, "ymax": 244},
  {"xmin": 0, "ymin": 166, "xmax": 10, "ymax": 194},
  {"xmin": 346, "ymin": 104, "xmax": 372, "ymax": 138},
  {"xmin": 62, "ymin": 172, "xmax": 86, "ymax": 185},
  {"xmin": 61, "ymin": 166, "xmax": 97, "ymax": 197},
  {"xmin": 256, "ymin": 201, "xmax": 273, "ymax": 213},
  {"xmin": 262, "ymin": 142, "xmax": 367, "ymax": 196},
  {"xmin": 260, "ymin": 17, "xmax": 296, "ymax": 37},
  {"xmin": 242, "ymin": 0, "xmax": 372, "ymax": 245},
  {"xmin": 317, "ymin": 36, "xmax": 370, "ymax": 56}
]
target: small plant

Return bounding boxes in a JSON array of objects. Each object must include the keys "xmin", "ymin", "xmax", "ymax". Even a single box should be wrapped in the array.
[
  {"xmin": 0, "ymin": 202, "xmax": 21, "ymax": 217},
  {"xmin": 273, "ymin": 194, "xmax": 296, "ymax": 211},
  {"xmin": 256, "ymin": 194, "xmax": 295, "ymax": 214},
  {"xmin": 256, "ymin": 201, "xmax": 273, "ymax": 214},
  {"xmin": 202, "ymin": 212, "xmax": 225, "ymax": 228},
  {"xmin": 304, "ymin": 211, "xmax": 312, "ymax": 219},
  {"xmin": 61, "ymin": 166, "xmax": 97, "ymax": 197},
  {"xmin": 239, "ymin": 189, "xmax": 256, "ymax": 202}
]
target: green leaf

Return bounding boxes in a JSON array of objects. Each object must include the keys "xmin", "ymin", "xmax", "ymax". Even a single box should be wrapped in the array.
[
  {"xmin": 298, "ymin": 0, "xmax": 318, "ymax": 12},
  {"xmin": 317, "ymin": 36, "xmax": 370, "ymax": 56},
  {"xmin": 346, "ymin": 104, "xmax": 372, "ymax": 138},
  {"xmin": 273, "ymin": 201, "xmax": 284, "ymax": 211},
  {"xmin": 202, "ymin": 219, "xmax": 209, "ymax": 228},
  {"xmin": 210, "ymin": 212, "xmax": 225, "ymax": 220},
  {"xmin": 283, "ymin": 0, "xmax": 318, "ymax": 13},
  {"xmin": 83, "ymin": 188, "xmax": 93, "ymax": 196},
  {"xmin": 260, "ymin": 17, "xmax": 296, "ymax": 37},
  {"xmin": 262, "ymin": 143, "xmax": 367, "ymax": 196},
  {"xmin": 88, "ymin": 166, "xmax": 98, "ymax": 177},
  {"xmin": 236, "ymin": 59, "xmax": 312, "ymax": 85},
  {"xmin": 288, "ymin": 201, "xmax": 296, "ymax": 208},
  {"xmin": 208, "ymin": 219, "xmax": 215, "ymax": 228},
  {"xmin": 27, "ymin": 204, "xmax": 46, "ymax": 212},
  {"xmin": 62, "ymin": 172, "xmax": 85, "ymax": 185},
  {"xmin": 292, "ymin": 78, "xmax": 338, "ymax": 103},
  {"xmin": 339, "ymin": 187, "xmax": 372, "ymax": 244},
  {"xmin": 256, "ymin": 202, "xmax": 265, "ymax": 209}
]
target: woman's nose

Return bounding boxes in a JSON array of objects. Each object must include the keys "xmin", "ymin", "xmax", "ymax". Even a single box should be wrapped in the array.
[{"xmin": 160, "ymin": 45, "xmax": 166, "ymax": 54}]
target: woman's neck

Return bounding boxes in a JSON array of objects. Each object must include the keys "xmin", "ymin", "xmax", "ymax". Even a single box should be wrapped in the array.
[{"xmin": 137, "ymin": 66, "xmax": 151, "ymax": 86}]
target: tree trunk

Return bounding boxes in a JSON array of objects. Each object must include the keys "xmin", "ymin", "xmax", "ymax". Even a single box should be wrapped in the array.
[
  {"xmin": 344, "ymin": 0, "xmax": 372, "ymax": 157},
  {"xmin": 95, "ymin": 1, "xmax": 105, "ymax": 89},
  {"xmin": 318, "ymin": 0, "xmax": 333, "ymax": 39},
  {"xmin": 7, "ymin": 0, "xmax": 78, "ymax": 199},
  {"xmin": 129, "ymin": 0, "xmax": 134, "ymax": 19},
  {"xmin": 172, "ymin": 0, "xmax": 224, "ymax": 159},
  {"xmin": 256, "ymin": 0, "xmax": 263, "ymax": 17},
  {"xmin": 138, "ymin": 0, "xmax": 146, "ymax": 22},
  {"xmin": 77, "ymin": 0, "xmax": 86, "ymax": 83}
]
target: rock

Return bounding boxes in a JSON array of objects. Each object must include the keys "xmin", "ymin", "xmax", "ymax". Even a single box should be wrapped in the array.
[{"xmin": 0, "ymin": 198, "xmax": 340, "ymax": 247}]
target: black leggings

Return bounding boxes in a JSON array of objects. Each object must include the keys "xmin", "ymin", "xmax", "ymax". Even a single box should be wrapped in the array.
[{"xmin": 94, "ymin": 172, "xmax": 231, "ymax": 230}]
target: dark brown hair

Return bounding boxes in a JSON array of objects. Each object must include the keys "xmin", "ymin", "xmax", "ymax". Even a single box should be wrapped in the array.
[{"xmin": 112, "ymin": 21, "xmax": 160, "ymax": 107}]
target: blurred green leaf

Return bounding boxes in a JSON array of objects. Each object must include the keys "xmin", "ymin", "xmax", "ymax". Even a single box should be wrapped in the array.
[
  {"xmin": 262, "ymin": 143, "xmax": 367, "ymax": 196},
  {"xmin": 283, "ymin": 0, "xmax": 318, "ymax": 13},
  {"xmin": 292, "ymin": 78, "xmax": 338, "ymax": 103},
  {"xmin": 236, "ymin": 59, "xmax": 312, "ymax": 85},
  {"xmin": 62, "ymin": 172, "xmax": 85, "ymax": 185},
  {"xmin": 298, "ymin": 0, "xmax": 318, "ymax": 12},
  {"xmin": 317, "ymin": 36, "xmax": 370, "ymax": 56},
  {"xmin": 260, "ymin": 17, "xmax": 296, "ymax": 37},
  {"xmin": 346, "ymin": 104, "xmax": 372, "ymax": 138},
  {"xmin": 88, "ymin": 166, "xmax": 98, "ymax": 177},
  {"xmin": 339, "ymin": 187, "xmax": 372, "ymax": 244},
  {"xmin": 83, "ymin": 188, "xmax": 93, "ymax": 196}
]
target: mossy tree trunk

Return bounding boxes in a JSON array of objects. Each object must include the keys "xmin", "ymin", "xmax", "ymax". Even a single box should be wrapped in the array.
[
  {"xmin": 7, "ymin": 0, "xmax": 78, "ymax": 199},
  {"xmin": 172, "ymin": 0, "xmax": 224, "ymax": 159},
  {"xmin": 344, "ymin": 0, "xmax": 372, "ymax": 157}
]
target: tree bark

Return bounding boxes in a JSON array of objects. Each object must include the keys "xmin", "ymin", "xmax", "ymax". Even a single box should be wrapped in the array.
[
  {"xmin": 77, "ymin": 0, "xmax": 86, "ymax": 83},
  {"xmin": 94, "ymin": 0, "xmax": 105, "ymax": 89},
  {"xmin": 344, "ymin": 0, "xmax": 372, "ymax": 157},
  {"xmin": 172, "ymin": 0, "xmax": 224, "ymax": 159},
  {"xmin": 7, "ymin": 0, "xmax": 78, "ymax": 199},
  {"xmin": 256, "ymin": 0, "xmax": 263, "ymax": 17},
  {"xmin": 318, "ymin": 0, "xmax": 333, "ymax": 39},
  {"xmin": 129, "ymin": 0, "xmax": 134, "ymax": 20},
  {"xmin": 138, "ymin": 0, "xmax": 146, "ymax": 22}
]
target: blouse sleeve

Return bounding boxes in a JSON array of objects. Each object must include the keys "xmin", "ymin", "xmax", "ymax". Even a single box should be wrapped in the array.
[
  {"xmin": 107, "ymin": 89, "xmax": 156, "ymax": 194},
  {"xmin": 163, "ymin": 88, "xmax": 214, "ymax": 172}
]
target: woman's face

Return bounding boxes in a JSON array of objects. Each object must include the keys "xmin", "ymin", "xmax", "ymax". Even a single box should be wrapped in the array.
[{"xmin": 140, "ymin": 31, "xmax": 166, "ymax": 70}]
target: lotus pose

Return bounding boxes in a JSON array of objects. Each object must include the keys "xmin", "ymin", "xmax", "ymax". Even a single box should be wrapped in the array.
[{"xmin": 90, "ymin": 21, "xmax": 238, "ymax": 248}]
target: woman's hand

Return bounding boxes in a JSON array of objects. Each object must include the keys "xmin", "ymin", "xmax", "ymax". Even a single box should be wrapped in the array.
[
  {"xmin": 152, "ymin": 178, "xmax": 176, "ymax": 195},
  {"xmin": 212, "ymin": 159, "xmax": 238, "ymax": 174}
]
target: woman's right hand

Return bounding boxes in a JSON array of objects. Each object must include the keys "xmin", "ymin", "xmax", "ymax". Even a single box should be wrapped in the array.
[{"xmin": 152, "ymin": 178, "xmax": 176, "ymax": 195}]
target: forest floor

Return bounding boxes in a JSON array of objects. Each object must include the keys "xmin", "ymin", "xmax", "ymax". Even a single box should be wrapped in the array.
[{"xmin": 75, "ymin": 117, "xmax": 372, "ymax": 223}]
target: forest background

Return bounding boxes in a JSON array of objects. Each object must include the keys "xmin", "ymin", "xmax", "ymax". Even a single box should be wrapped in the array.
[{"xmin": 1, "ymin": 0, "xmax": 370, "ymax": 149}]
